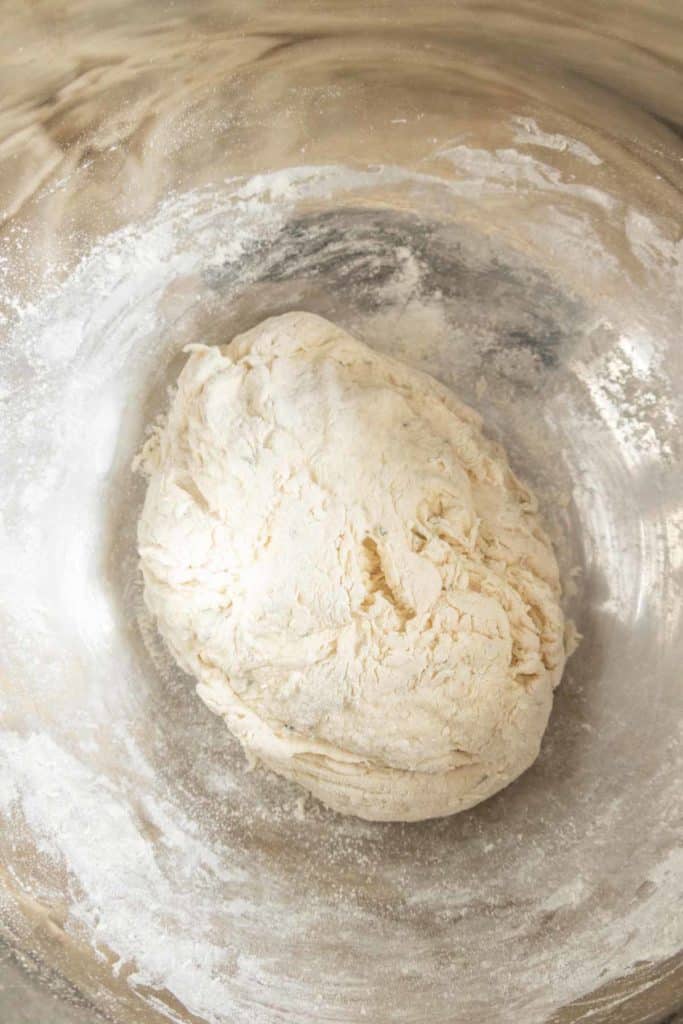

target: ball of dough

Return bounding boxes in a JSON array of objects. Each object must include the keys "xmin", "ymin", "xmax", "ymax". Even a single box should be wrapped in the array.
[{"xmin": 137, "ymin": 312, "xmax": 567, "ymax": 821}]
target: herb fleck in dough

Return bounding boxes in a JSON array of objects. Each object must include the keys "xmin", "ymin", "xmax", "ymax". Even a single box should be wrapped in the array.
[{"xmin": 137, "ymin": 312, "xmax": 567, "ymax": 821}]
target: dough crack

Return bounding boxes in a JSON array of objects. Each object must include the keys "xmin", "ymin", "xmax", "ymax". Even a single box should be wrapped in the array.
[{"xmin": 359, "ymin": 536, "xmax": 415, "ymax": 625}]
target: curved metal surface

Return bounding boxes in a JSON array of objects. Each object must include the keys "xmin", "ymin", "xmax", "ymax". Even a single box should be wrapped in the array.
[{"xmin": 0, "ymin": 3, "xmax": 681, "ymax": 1023}]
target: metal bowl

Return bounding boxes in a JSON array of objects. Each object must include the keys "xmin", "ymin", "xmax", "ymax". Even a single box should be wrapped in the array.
[{"xmin": 0, "ymin": 3, "xmax": 681, "ymax": 1022}]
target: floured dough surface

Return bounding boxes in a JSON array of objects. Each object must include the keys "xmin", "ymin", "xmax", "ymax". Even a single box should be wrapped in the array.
[{"xmin": 137, "ymin": 312, "xmax": 567, "ymax": 821}]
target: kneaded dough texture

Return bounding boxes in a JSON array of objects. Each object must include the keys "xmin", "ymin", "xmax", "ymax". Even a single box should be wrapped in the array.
[{"xmin": 137, "ymin": 312, "xmax": 567, "ymax": 821}]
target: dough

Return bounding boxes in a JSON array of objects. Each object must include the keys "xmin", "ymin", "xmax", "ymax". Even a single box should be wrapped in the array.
[{"xmin": 137, "ymin": 312, "xmax": 568, "ymax": 821}]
